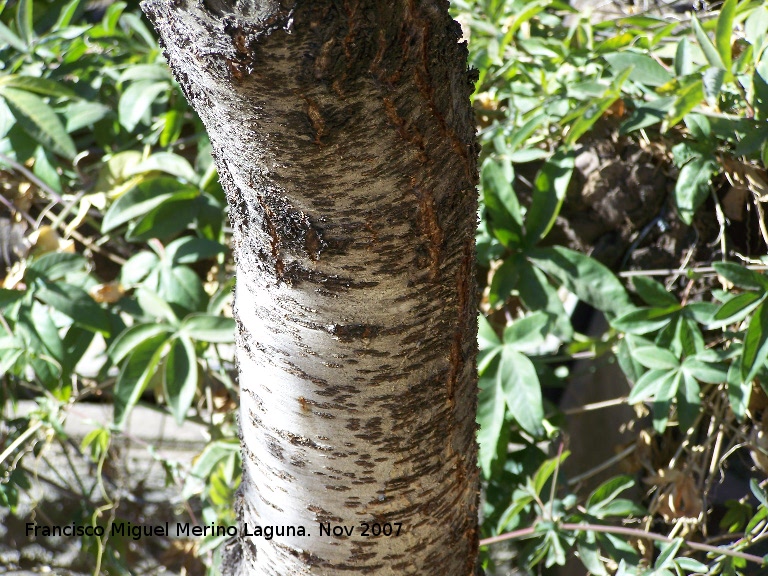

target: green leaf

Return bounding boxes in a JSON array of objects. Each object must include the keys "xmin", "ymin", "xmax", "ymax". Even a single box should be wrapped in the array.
[
  {"xmin": 528, "ymin": 246, "xmax": 631, "ymax": 318},
  {"xmin": 753, "ymin": 69, "xmax": 768, "ymax": 121},
  {"xmin": 27, "ymin": 252, "xmax": 86, "ymax": 280},
  {"xmin": 587, "ymin": 475, "xmax": 635, "ymax": 508},
  {"xmin": 29, "ymin": 301, "xmax": 64, "ymax": 362},
  {"xmin": 750, "ymin": 478, "xmax": 768, "ymax": 507},
  {"xmin": 0, "ymin": 76, "xmax": 75, "ymax": 98},
  {"xmin": 61, "ymin": 325, "xmax": 95, "ymax": 379},
  {"xmin": 182, "ymin": 438, "xmax": 240, "ymax": 499},
  {"xmin": 120, "ymin": 251, "xmax": 160, "ymax": 286},
  {"xmin": 0, "ymin": 287, "xmax": 25, "ymax": 309},
  {"xmin": 136, "ymin": 288, "xmax": 179, "ymax": 325},
  {"xmin": 517, "ymin": 261, "xmax": 573, "ymax": 340},
  {"xmin": 675, "ymin": 557, "xmax": 710, "ymax": 573},
  {"xmin": 666, "ymin": 79, "xmax": 704, "ymax": 129},
  {"xmin": 502, "ymin": 311, "xmax": 548, "ymax": 352},
  {"xmin": 715, "ymin": 0, "xmax": 736, "ymax": 73},
  {"xmin": 180, "ymin": 314, "xmax": 235, "ymax": 343},
  {"xmin": 525, "ymin": 149, "xmax": 575, "ymax": 244},
  {"xmin": 713, "ymin": 261, "xmax": 768, "ymax": 290},
  {"xmin": 628, "ymin": 368, "xmax": 676, "ymax": 404},
  {"xmin": 36, "ymin": 282, "xmax": 110, "ymax": 334},
  {"xmin": 603, "ymin": 51, "xmax": 672, "ymax": 86},
  {"xmin": 564, "ymin": 95, "xmax": 620, "ymax": 145},
  {"xmin": 0, "ymin": 87, "xmax": 76, "ymax": 158},
  {"xmin": 489, "ymin": 256, "xmax": 520, "ymax": 309},
  {"xmin": 478, "ymin": 314, "xmax": 502, "ymax": 350},
  {"xmin": 101, "ymin": 177, "xmax": 199, "ymax": 233},
  {"xmin": 674, "ymin": 37, "xmax": 694, "ymax": 77},
  {"xmin": 577, "ymin": 536, "xmax": 608, "ymax": 576},
  {"xmin": 727, "ymin": 360, "xmax": 750, "ymax": 421},
  {"xmin": 691, "ymin": 15, "xmax": 725, "ymax": 69},
  {"xmin": 498, "ymin": 347, "xmax": 544, "ymax": 436},
  {"xmin": 119, "ymin": 64, "xmax": 172, "ymax": 83},
  {"xmin": 478, "ymin": 314, "xmax": 503, "ymax": 375},
  {"xmin": 126, "ymin": 197, "xmax": 199, "ymax": 242},
  {"xmin": 710, "ymin": 291, "xmax": 765, "ymax": 329},
  {"xmin": 496, "ymin": 497, "xmax": 533, "ymax": 534},
  {"xmin": 678, "ymin": 372, "xmax": 701, "ymax": 431},
  {"xmin": 620, "ymin": 96, "xmax": 675, "ymax": 134},
  {"xmin": 164, "ymin": 335, "xmax": 198, "ymax": 425},
  {"xmin": 674, "ymin": 154, "xmax": 718, "ymax": 225},
  {"xmin": 16, "ymin": 0, "xmax": 32, "ymax": 45},
  {"xmin": 160, "ymin": 109, "xmax": 184, "ymax": 147},
  {"xmin": 64, "ymin": 101, "xmax": 111, "ymax": 132},
  {"xmin": 632, "ymin": 276, "xmax": 678, "ymax": 307},
  {"xmin": 477, "ymin": 372, "xmax": 507, "ymax": 478},
  {"xmin": 55, "ymin": 0, "xmax": 82, "ymax": 28},
  {"xmin": 118, "ymin": 80, "xmax": 170, "ymax": 132},
  {"xmin": 616, "ymin": 337, "xmax": 645, "ymax": 383},
  {"xmin": 158, "ymin": 265, "xmax": 207, "ymax": 314},
  {"xmin": 207, "ymin": 277, "xmax": 235, "ymax": 315},
  {"xmin": 684, "ymin": 113, "xmax": 711, "ymax": 139},
  {"xmin": 113, "ymin": 334, "xmax": 168, "ymax": 429},
  {"xmin": 633, "ymin": 346, "xmax": 679, "ymax": 370},
  {"xmin": 166, "ymin": 236, "xmax": 227, "ymax": 266},
  {"xmin": 682, "ymin": 357, "xmax": 727, "ymax": 383},
  {"xmin": 702, "ymin": 66, "xmax": 726, "ymax": 106},
  {"xmin": 742, "ymin": 301, "xmax": 768, "ymax": 382},
  {"xmin": 590, "ymin": 498, "xmax": 644, "ymax": 518},
  {"xmin": 532, "ymin": 450, "xmax": 570, "ymax": 497},
  {"xmin": 0, "ymin": 21, "xmax": 27, "ymax": 52},
  {"xmin": 482, "ymin": 161, "xmax": 522, "ymax": 246},
  {"xmin": 655, "ymin": 538, "xmax": 684, "ymax": 569},
  {"xmin": 108, "ymin": 323, "xmax": 173, "ymax": 365},
  {"xmin": 127, "ymin": 152, "xmax": 198, "ymax": 184}
]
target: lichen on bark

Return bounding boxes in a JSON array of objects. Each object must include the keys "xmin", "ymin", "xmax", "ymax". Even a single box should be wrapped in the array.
[{"xmin": 141, "ymin": 1, "xmax": 480, "ymax": 573}]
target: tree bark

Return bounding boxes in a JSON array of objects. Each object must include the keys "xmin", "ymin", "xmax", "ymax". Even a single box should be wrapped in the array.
[{"xmin": 141, "ymin": 1, "xmax": 480, "ymax": 573}]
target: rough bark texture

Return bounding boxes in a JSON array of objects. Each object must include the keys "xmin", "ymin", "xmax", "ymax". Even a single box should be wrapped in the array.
[{"xmin": 141, "ymin": 1, "xmax": 480, "ymax": 573}]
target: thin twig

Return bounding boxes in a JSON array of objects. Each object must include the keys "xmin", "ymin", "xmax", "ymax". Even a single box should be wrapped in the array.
[
  {"xmin": 480, "ymin": 522, "xmax": 767, "ymax": 566},
  {"xmin": 0, "ymin": 152, "xmax": 64, "ymax": 203},
  {"xmin": 0, "ymin": 419, "xmax": 43, "ymax": 466},
  {"xmin": 567, "ymin": 444, "xmax": 636, "ymax": 487},
  {"xmin": 619, "ymin": 265, "xmax": 768, "ymax": 278}
]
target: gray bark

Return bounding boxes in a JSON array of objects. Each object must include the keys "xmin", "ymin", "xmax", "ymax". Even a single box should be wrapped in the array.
[{"xmin": 141, "ymin": 1, "xmax": 480, "ymax": 574}]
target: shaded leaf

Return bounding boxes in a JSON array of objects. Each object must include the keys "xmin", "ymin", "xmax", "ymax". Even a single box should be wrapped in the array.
[
  {"xmin": 525, "ymin": 149, "xmax": 575, "ymax": 244},
  {"xmin": 604, "ymin": 51, "xmax": 671, "ymax": 86},
  {"xmin": 108, "ymin": 323, "xmax": 173, "ymax": 365},
  {"xmin": 742, "ymin": 300, "xmax": 768, "ymax": 382},
  {"xmin": 37, "ymin": 281, "xmax": 110, "ymax": 334},
  {"xmin": 180, "ymin": 314, "xmax": 235, "ymax": 343},
  {"xmin": 113, "ymin": 333, "xmax": 168, "ymax": 429},
  {"xmin": 632, "ymin": 276, "xmax": 678, "ymax": 307},
  {"xmin": 164, "ymin": 335, "xmax": 198, "ymax": 425},
  {"xmin": 102, "ymin": 177, "xmax": 199, "ymax": 233},
  {"xmin": 529, "ymin": 246, "xmax": 631, "ymax": 318}
]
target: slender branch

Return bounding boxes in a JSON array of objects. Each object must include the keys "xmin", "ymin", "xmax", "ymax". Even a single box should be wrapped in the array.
[
  {"xmin": 480, "ymin": 522, "xmax": 767, "ymax": 566},
  {"xmin": 566, "ymin": 444, "xmax": 636, "ymax": 487},
  {"xmin": 560, "ymin": 523, "xmax": 766, "ymax": 565},
  {"xmin": 618, "ymin": 265, "xmax": 768, "ymax": 278},
  {"xmin": 0, "ymin": 152, "xmax": 64, "ymax": 203},
  {"xmin": 0, "ymin": 419, "xmax": 43, "ymax": 466}
]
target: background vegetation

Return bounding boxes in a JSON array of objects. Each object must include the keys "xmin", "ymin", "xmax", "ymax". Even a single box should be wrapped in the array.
[{"xmin": 1, "ymin": 0, "xmax": 767, "ymax": 574}]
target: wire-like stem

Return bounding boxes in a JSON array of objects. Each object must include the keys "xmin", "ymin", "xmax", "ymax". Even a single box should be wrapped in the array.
[
  {"xmin": 479, "ymin": 521, "xmax": 767, "ymax": 566},
  {"xmin": 0, "ymin": 419, "xmax": 43, "ymax": 466}
]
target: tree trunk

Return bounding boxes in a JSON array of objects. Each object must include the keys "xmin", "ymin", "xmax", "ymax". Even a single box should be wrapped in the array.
[{"xmin": 141, "ymin": 1, "xmax": 480, "ymax": 573}]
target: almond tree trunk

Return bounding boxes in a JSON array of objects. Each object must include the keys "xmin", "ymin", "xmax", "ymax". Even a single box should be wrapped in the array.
[{"xmin": 141, "ymin": 1, "xmax": 480, "ymax": 574}]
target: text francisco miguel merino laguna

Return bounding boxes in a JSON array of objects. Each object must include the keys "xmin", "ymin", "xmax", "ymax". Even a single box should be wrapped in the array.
[{"xmin": 26, "ymin": 522, "xmax": 308, "ymax": 541}]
